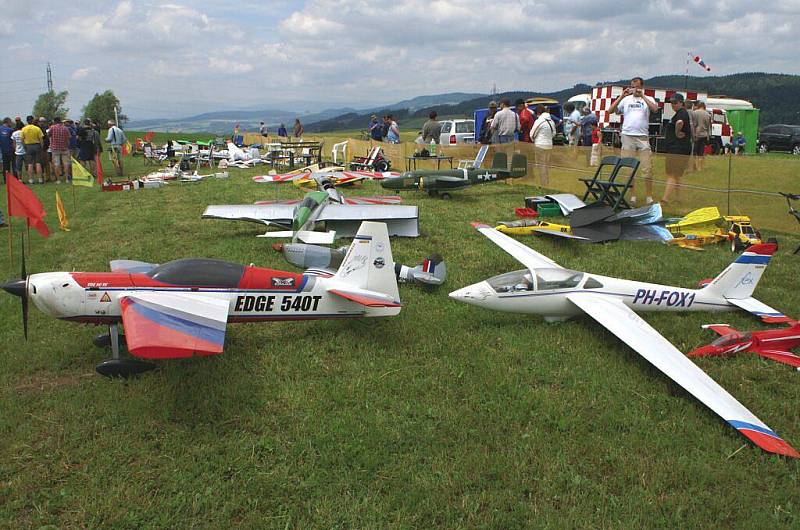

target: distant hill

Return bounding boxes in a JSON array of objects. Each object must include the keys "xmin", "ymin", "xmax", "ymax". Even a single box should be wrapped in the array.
[
  {"xmin": 307, "ymin": 73, "xmax": 800, "ymax": 133},
  {"xmin": 126, "ymin": 92, "xmax": 484, "ymax": 134}
]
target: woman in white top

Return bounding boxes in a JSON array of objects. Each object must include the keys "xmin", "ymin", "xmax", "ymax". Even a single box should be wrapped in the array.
[{"xmin": 529, "ymin": 105, "xmax": 556, "ymax": 185}]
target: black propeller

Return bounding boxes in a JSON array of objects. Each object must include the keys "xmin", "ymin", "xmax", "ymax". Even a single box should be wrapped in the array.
[{"xmin": 1, "ymin": 236, "xmax": 29, "ymax": 340}]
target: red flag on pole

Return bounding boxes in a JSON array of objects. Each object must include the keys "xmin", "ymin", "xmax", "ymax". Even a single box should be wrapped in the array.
[
  {"xmin": 95, "ymin": 153, "xmax": 104, "ymax": 186},
  {"xmin": 6, "ymin": 173, "xmax": 50, "ymax": 238}
]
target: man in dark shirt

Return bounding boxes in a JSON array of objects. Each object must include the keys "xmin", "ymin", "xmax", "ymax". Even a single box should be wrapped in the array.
[
  {"xmin": 0, "ymin": 117, "xmax": 14, "ymax": 180},
  {"xmin": 663, "ymin": 93, "xmax": 692, "ymax": 203},
  {"xmin": 421, "ymin": 111, "xmax": 442, "ymax": 144}
]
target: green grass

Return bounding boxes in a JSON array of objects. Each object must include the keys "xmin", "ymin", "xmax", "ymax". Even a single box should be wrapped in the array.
[{"xmin": 1, "ymin": 137, "xmax": 799, "ymax": 528}]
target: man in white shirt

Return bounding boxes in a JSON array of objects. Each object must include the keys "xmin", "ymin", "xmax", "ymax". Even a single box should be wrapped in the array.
[
  {"xmin": 530, "ymin": 104, "xmax": 556, "ymax": 186},
  {"xmin": 563, "ymin": 103, "xmax": 581, "ymax": 146},
  {"xmin": 608, "ymin": 76, "xmax": 658, "ymax": 204},
  {"xmin": 490, "ymin": 99, "xmax": 520, "ymax": 144}
]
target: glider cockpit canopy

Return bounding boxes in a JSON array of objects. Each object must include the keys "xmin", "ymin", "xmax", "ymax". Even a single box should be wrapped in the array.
[{"xmin": 487, "ymin": 268, "xmax": 588, "ymax": 293}]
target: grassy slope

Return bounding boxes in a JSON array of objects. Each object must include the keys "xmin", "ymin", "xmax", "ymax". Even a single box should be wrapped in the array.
[{"xmin": 0, "ymin": 138, "xmax": 798, "ymax": 528}]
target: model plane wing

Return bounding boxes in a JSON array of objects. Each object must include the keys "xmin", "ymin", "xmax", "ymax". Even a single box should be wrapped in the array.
[
  {"xmin": 328, "ymin": 288, "xmax": 401, "ymax": 308},
  {"xmin": 565, "ymin": 292, "xmax": 798, "ymax": 458},
  {"xmin": 315, "ymin": 204, "xmax": 418, "ymax": 221},
  {"xmin": 119, "ymin": 292, "xmax": 229, "ymax": 359},
  {"xmin": 472, "ymin": 223, "xmax": 563, "ymax": 270},
  {"xmin": 756, "ymin": 350, "xmax": 800, "ymax": 368},
  {"xmin": 202, "ymin": 205, "xmax": 294, "ymax": 225},
  {"xmin": 701, "ymin": 324, "xmax": 740, "ymax": 337},
  {"xmin": 725, "ymin": 297, "xmax": 787, "ymax": 320}
]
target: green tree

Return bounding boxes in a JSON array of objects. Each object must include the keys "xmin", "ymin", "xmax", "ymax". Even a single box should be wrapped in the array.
[
  {"xmin": 82, "ymin": 90, "xmax": 128, "ymax": 125},
  {"xmin": 32, "ymin": 90, "xmax": 69, "ymax": 121}
]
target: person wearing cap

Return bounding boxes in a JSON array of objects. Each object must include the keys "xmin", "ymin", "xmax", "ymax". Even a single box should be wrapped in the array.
[
  {"xmin": 490, "ymin": 98, "xmax": 520, "ymax": 144},
  {"xmin": 479, "ymin": 101, "xmax": 498, "ymax": 144},
  {"xmin": 368, "ymin": 114, "xmax": 383, "ymax": 141},
  {"xmin": 421, "ymin": 111, "xmax": 442, "ymax": 145},
  {"xmin": 516, "ymin": 99, "xmax": 534, "ymax": 143},
  {"xmin": 608, "ymin": 76, "xmax": 658, "ymax": 204},
  {"xmin": 662, "ymin": 93, "xmax": 692, "ymax": 204},
  {"xmin": 105, "ymin": 119, "xmax": 127, "ymax": 177},
  {"xmin": 732, "ymin": 131, "xmax": 746, "ymax": 155}
]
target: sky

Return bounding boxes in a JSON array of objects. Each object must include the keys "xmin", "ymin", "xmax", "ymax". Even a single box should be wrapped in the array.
[{"xmin": 1, "ymin": 0, "xmax": 798, "ymax": 120}]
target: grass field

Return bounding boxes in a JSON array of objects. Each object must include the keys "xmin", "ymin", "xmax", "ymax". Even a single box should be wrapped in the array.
[{"xmin": 1, "ymin": 138, "xmax": 799, "ymax": 528}]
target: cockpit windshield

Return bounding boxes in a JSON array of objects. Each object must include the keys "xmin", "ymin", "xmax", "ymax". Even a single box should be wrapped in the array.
[
  {"xmin": 711, "ymin": 333, "xmax": 751, "ymax": 347},
  {"xmin": 487, "ymin": 268, "xmax": 584, "ymax": 293},
  {"xmin": 146, "ymin": 258, "xmax": 245, "ymax": 287}
]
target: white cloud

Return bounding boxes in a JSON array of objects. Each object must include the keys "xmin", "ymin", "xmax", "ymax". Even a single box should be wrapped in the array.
[{"xmin": 71, "ymin": 67, "xmax": 97, "ymax": 80}]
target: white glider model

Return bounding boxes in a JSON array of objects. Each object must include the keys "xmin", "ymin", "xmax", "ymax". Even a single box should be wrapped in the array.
[{"xmin": 449, "ymin": 223, "xmax": 798, "ymax": 458}]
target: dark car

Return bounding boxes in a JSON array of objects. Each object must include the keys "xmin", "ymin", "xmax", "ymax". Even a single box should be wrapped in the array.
[{"xmin": 758, "ymin": 124, "xmax": 800, "ymax": 155}]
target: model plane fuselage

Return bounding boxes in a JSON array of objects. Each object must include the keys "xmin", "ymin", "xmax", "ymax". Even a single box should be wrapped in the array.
[{"xmin": 450, "ymin": 269, "xmax": 732, "ymax": 321}]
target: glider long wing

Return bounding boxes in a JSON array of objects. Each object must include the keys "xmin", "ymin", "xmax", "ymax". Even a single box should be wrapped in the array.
[
  {"xmin": 565, "ymin": 292, "xmax": 798, "ymax": 458},
  {"xmin": 472, "ymin": 223, "xmax": 564, "ymax": 270},
  {"xmin": 119, "ymin": 292, "xmax": 229, "ymax": 360}
]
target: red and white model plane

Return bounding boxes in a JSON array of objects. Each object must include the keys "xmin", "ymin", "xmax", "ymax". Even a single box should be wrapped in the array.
[
  {"xmin": 449, "ymin": 223, "xmax": 798, "ymax": 458},
  {"xmin": 688, "ymin": 319, "xmax": 800, "ymax": 368},
  {"xmin": 2, "ymin": 222, "xmax": 400, "ymax": 378}
]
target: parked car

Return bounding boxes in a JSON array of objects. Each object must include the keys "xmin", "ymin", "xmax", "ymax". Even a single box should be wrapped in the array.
[
  {"xmin": 757, "ymin": 124, "xmax": 800, "ymax": 155},
  {"xmin": 439, "ymin": 119, "xmax": 475, "ymax": 145}
]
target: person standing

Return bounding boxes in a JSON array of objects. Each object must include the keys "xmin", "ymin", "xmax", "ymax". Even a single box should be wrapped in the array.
[
  {"xmin": 368, "ymin": 115, "xmax": 383, "ymax": 141},
  {"xmin": 47, "ymin": 117, "xmax": 72, "ymax": 184},
  {"xmin": 21, "ymin": 116, "xmax": 44, "ymax": 184},
  {"xmin": 38, "ymin": 117, "xmax": 52, "ymax": 182},
  {"xmin": 580, "ymin": 107, "xmax": 597, "ymax": 147},
  {"xmin": 563, "ymin": 103, "xmax": 581, "ymax": 146},
  {"xmin": 76, "ymin": 126, "xmax": 96, "ymax": 175},
  {"xmin": 479, "ymin": 101, "xmax": 498, "ymax": 144},
  {"xmin": 530, "ymin": 104, "xmax": 556, "ymax": 186},
  {"xmin": 385, "ymin": 115, "xmax": 400, "ymax": 144},
  {"xmin": 490, "ymin": 98, "xmax": 520, "ymax": 144},
  {"xmin": 691, "ymin": 101, "xmax": 711, "ymax": 169},
  {"xmin": 0, "ymin": 117, "xmax": 14, "ymax": 180},
  {"xmin": 277, "ymin": 123, "xmax": 288, "ymax": 138},
  {"xmin": 292, "ymin": 118, "xmax": 304, "ymax": 139},
  {"xmin": 516, "ymin": 99, "xmax": 534, "ymax": 143},
  {"xmin": 105, "ymin": 120, "xmax": 127, "ymax": 177},
  {"xmin": 608, "ymin": 76, "xmax": 659, "ymax": 204},
  {"xmin": 421, "ymin": 111, "xmax": 442, "ymax": 144},
  {"xmin": 662, "ymin": 93, "xmax": 692, "ymax": 204},
  {"xmin": 11, "ymin": 122, "xmax": 25, "ymax": 178},
  {"xmin": 259, "ymin": 121, "xmax": 268, "ymax": 142}
]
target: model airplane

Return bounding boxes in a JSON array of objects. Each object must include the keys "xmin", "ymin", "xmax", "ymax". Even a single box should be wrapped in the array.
[
  {"xmin": 203, "ymin": 175, "xmax": 419, "ymax": 242},
  {"xmin": 272, "ymin": 242, "xmax": 446, "ymax": 287},
  {"xmin": 1, "ymin": 222, "xmax": 401, "ymax": 378},
  {"xmin": 381, "ymin": 152, "xmax": 527, "ymax": 199},
  {"xmin": 688, "ymin": 320, "xmax": 800, "ymax": 369},
  {"xmin": 253, "ymin": 169, "xmax": 399, "ymax": 184},
  {"xmin": 449, "ymin": 223, "xmax": 797, "ymax": 458}
]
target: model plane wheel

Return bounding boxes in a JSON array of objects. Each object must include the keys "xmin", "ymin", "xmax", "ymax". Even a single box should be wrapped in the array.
[{"xmin": 95, "ymin": 358, "xmax": 156, "ymax": 378}]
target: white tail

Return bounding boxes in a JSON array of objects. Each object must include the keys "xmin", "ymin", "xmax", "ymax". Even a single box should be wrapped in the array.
[
  {"xmin": 704, "ymin": 243, "xmax": 777, "ymax": 299},
  {"xmin": 334, "ymin": 222, "xmax": 399, "ymax": 301}
]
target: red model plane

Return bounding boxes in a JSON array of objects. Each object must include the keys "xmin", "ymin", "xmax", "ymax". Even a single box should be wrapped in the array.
[{"xmin": 687, "ymin": 319, "xmax": 800, "ymax": 369}]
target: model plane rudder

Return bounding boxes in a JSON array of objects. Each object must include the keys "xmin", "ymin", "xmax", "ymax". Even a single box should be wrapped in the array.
[
  {"xmin": 510, "ymin": 154, "xmax": 527, "ymax": 178},
  {"xmin": 704, "ymin": 243, "xmax": 777, "ymax": 299},
  {"xmin": 334, "ymin": 222, "xmax": 399, "ymax": 301}
]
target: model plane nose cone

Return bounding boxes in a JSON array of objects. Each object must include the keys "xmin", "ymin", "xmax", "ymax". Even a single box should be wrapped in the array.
[
  {"xmin": 449, "ymin": 281, "xmax": 493, "ymax": 304},
  {"xmin": 1, "ymin": 278, "xmax": 26, "ymax": 298}
]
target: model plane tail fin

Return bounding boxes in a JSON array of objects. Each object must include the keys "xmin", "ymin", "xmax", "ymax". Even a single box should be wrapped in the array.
[
  {"xmin": 510, "ymin": 154, "xmax": 528, "ymax": 178},
  {"xmin": 704, "ymin": 243, "xmax": 776, "ymax": 300},
  {"xmin": 333, "ymin": 221, "xmax": 399, "ymax": 303}
]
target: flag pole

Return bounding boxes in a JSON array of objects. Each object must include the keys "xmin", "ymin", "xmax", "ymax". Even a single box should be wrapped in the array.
[
  {"xmin": 684, "ymin": 52, "xmax": 690, "ymax": 90},
  {"xmin": 6, "ymin": 173, "xmax": 12, "ymax": 267}
]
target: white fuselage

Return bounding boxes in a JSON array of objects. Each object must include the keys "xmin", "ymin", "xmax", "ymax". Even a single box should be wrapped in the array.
[
  {"xmin": 449, "ymin": 269, "xmax": 733, "ymax": 320},
  {"xmin": 26, "ymin": 272, "xmax": 400, "ymax": 323}
]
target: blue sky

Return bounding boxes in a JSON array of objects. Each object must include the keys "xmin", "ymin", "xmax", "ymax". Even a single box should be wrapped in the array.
[{"xmin": 1, "ymin": 0, "xmax": 798, "ymax": 120}]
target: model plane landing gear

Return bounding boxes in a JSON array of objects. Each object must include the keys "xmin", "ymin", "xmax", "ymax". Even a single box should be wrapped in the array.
[{"xmin": 95, "ymin": 323, "xmax": 155, "ymax": 378}]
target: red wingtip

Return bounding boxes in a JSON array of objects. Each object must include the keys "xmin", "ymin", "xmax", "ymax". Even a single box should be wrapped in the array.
[
  {"xmin": 745, "ymin": 243, "xmax": 777, "ymax": 255},
  {"xmin": 738, "ymin": 429, "xmax": 800, "ymax": 459},
  {"xmin": 471, "ymin": 222, "xmax": 489, "ymax": 229},
  {"xmin": 761, "ymin": 316, "xmax": 794, "ymax": 324}
]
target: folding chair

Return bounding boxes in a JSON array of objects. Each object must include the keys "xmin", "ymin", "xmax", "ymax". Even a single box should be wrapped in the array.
[
  {"xmin": 349, "ymin": 146, "xmax": 381, "ymax": 171},
  {"xmin": 332, "ymin": 141, "xmax": 348, "ymax": 164},
  {"xmin": 600, "ymin": 157, "xmax": 640, "ymax": 210},
  {"xmin": 458, "ymin": 144, "xmax": 489, "ymax": 169},
  {"xmin": 142, "ymin": 143, "xmax": 165, "ymax": 166},
  {"xmin": 580, "ymin": 155, "xmax": 620, "ymax": 203}
]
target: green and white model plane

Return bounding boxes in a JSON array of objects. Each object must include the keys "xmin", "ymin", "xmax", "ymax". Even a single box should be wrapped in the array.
[{"xmin": 381, "ymin": 152, "xmax": 528, "ymax": 199}]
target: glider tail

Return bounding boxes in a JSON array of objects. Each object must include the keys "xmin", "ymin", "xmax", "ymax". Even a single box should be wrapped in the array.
[
  {"xmin": 704, "ymin": 243, "xmax": 777, "ymax": 299},
  {"xmin": 333, "ymin": 221, "xmax": 400, "ymax": 302}
]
